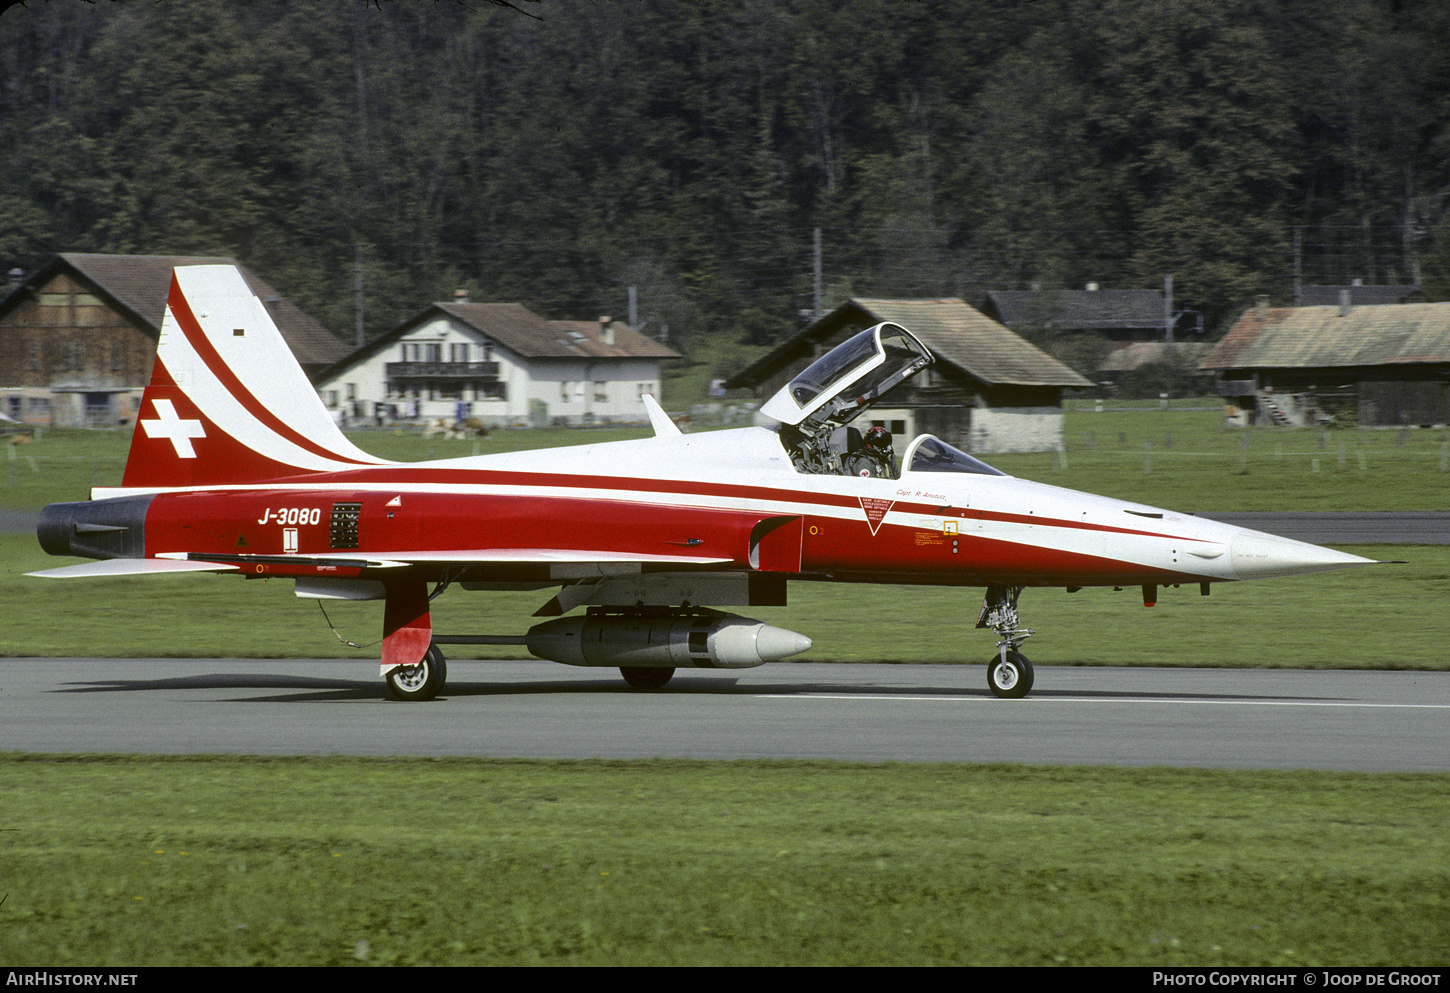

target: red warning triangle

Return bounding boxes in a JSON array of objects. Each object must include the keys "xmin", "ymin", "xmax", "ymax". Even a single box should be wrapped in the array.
[{"xmin": 859, "ymin": 497, "xmax": 895, "ymax": 536}]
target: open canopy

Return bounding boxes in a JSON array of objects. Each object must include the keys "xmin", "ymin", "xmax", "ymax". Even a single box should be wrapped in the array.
[{"xmin": 760, "ymin": 322, "xmax": 932, "ymax": 432}]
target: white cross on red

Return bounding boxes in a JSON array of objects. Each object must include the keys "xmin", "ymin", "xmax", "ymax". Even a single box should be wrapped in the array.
[{"xmin": 141, "ymin": 399, "xmax": 206, "ymax": 459}]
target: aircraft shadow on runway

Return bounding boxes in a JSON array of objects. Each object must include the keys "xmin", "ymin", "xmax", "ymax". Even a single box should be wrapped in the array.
[
  {"xmin": 55, "ymin": 674, "xmax": 385, "ymax": 703},
  {"xmin": 54, "ymin": 672, "xmax": 1344, "ymax": 705}
]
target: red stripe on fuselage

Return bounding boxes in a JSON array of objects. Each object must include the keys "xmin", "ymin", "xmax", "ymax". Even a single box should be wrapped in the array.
[
  {"xmin": 145, "ymin": 485, "xmax": 1207, "ymax": 587},
  {"xmin": 242, "ymin": 463, "xmax": 1206, "ymax": 545},
  {"xmin": 166, "ymin": 277, "xmax": 374, "ymax": 468},
  {"xmin": 142, "ymin": 475, "xmax": 1211, "ymax": 589},
  {"xmin": 146, "ymin": 488, "xmax": 757, "ymax": 561}
]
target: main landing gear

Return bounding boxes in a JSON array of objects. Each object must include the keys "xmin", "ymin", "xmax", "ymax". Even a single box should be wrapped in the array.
[
  {"xmin": 977, "ymin": 585, "xmax": 1035, "ymax": 699},
  {"xmin": 385, "ymin": 643, "xmax": 447, "ymax": 702},
  {"xmin": 620, "ymin": 666, "xmax": 675, "ymax": 690}
]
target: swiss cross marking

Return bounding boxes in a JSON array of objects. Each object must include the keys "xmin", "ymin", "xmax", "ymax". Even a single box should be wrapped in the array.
[{"xmin": 141, "ymin": 399, "xmax": 206, "ymax": 459}]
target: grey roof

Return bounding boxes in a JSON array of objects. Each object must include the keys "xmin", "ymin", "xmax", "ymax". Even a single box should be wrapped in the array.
[
  {"xmin": 983, "ymin": 288, "xmax": 1166, "ymax": 330},
  {"xmin": 728, "ymin": 298, "xmax": 1090, "ymax": 389},
  {"xmin": 1098, "ymin": 342, "xmax": 1213, "ymax": 373},
  {"xmin": 1201, "ymin": 303, "xmax": 1450, "ymax": 371},
  {"xmin": 435, "ymin": 304, "xmax": 679, "ymax": 360},
  {"xmin": 1298, "ymin": 285, "xmax": 1422, "ymax": 307},
  {"xmin": 32, "ymin": 254, "xmax": 348, "ymax": 367}
]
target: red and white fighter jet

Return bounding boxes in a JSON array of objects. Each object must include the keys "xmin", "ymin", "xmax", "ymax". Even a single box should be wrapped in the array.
[{"xmin": 33, "ymin": 265, "xmax": 1372, "ymax": 700}]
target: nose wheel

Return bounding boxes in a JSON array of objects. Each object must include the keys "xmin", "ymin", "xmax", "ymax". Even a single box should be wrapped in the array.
[
  {"xmin": 987, "ymin": 649, "xmax": 1034, "ymax": 698},
  {"xmin": 977, "ymin": 585, "xmax": 1035, "ymax": 699}
]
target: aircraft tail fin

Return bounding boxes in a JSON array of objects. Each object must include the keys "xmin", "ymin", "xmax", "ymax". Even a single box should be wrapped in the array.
[
  {"xmin": 119, "ymin": 265, "xmax": 387, "ymax": 490},
  {"xmin": 642, "ymin": 393, "xmax": 681, "ymax": 437}
]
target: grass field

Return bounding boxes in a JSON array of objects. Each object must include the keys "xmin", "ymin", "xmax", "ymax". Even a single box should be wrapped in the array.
[
  {"xmin": 0, "ymin": 425, "xmax": 653, "ymax": 512},
  {"xmin": 997, "ymin": 402, "xmax": 1450, "ymax": 512},
  {"xmin": 3, "ymin": 533, "xmax": 1446, "ymax": 668},
  {"xmin": 3, "ymin": 406, "xmax": 1447, "ymax": 967},
  {"xmin": 1, "ymin": 755, "xmax": 1445, "ymax": 967},
  {"xmin": 3, "ymin": 401, "xmax": 1449, "ymax": 513},
  {"xmin": 4, "ymin": 402, "xmax": 1446, "ymax": 666}
]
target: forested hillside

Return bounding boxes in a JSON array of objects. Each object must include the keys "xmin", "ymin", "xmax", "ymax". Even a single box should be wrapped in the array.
[{"xmin": 2, "ymin": 0, "xmax": 1448, "ymax": 360}]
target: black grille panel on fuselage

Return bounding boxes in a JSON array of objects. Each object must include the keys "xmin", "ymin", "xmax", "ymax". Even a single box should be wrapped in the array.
[{"xmin": 330, "ymin": 502, "xmax": 362, "ymax": 549}]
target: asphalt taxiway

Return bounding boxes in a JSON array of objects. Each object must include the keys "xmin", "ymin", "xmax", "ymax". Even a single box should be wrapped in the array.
[{"xmin": 2, "ymin": 658, "xmax": 1445, "ymax": 771}]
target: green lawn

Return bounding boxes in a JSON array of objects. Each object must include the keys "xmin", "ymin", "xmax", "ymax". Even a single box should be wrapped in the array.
[
  {"xmin": 4, "ymin": 409, "xmax": 1446, "ymax": 968},
  {"xmin": 5, "ymin": 403, "xmax": 1446, "ymax": 513},
  {"xmin": 1, "ymin": 756, "xmax": 1444, "ymax": 966},
  {"xmin": 4, "ymin": 532, "xmax": 1442, "ymax": 669},
  {"xmin": 0, "ymin": 425, "xmax": 654, "ymax": 512},
  {"xmin": 996, "ymin": 401, "xmax": 1450, "ymax": 512},
  {"xmin": 5, "ymin": 404, "xmax": 1444, "ymax": 667}
]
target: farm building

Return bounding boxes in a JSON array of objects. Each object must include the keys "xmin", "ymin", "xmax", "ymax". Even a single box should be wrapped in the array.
[
  {"xmin": 1097, "ymin": 341, "xmax": 1214, "ymax": 385},
  {"xmin": 725, "ymin": 298, "xmax": 1091, "ymax": 454},
  {"xmin": 1296, "ymin": 283, "xmax": 1422, "ymax": 306},
  {"xmin": 980, "ymin": 286, "xmax": 1177, "ymax": 347},
  {"xmin": 980, "ymin": 284, "xmax": 1206, "ymax": 382},
  {"xmin": 0, "ymin": 254, "xmax": 346, "ymax": 428},
  {"xmin": 316, "ymin": 299, "xmax": 680, "ymax": 429},
  {"xmin": 1200, "ymin": 298, "xmax": 1450, "ymax": 427}
]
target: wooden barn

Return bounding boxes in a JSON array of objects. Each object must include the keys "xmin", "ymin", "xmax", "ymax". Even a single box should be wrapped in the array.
[
  {"xmin": 0, "ymin": 254, "xmax": 345, "ymax": 428},
  {"xmin": 726, "ymin": 298, "xmax": 1090, "ymax": 454},
  {"xmin": 1200, "ymin": 299, "xmax": 1450, "ymax": 427},
  {"xmin": 981, "ymin": 287, "xmax": 1173, "ymax": 346}
]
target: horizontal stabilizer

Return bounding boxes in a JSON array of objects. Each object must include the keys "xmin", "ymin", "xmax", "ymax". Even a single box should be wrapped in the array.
[{"xmin": 28, "ymin": 558, "xmax": 240, "ymax": 579}]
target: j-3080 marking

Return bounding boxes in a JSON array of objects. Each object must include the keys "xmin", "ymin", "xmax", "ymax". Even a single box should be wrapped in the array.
[{"xmin": 257, "ymin": 507, "xmax": 322, "ymax": 526}]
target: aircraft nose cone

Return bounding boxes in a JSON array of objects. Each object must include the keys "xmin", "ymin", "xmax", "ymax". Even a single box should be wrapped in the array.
[
  {"xmin": 1229, "ymin": 530, "xmax": 1374, "ymax": 580},
  {"xmin": 754, "ymin": 624, "xmax": 814, "ymax": 662}
]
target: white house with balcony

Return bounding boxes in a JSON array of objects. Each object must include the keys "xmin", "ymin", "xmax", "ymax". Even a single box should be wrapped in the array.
[{"xmin": 316, "ymin": 299, "xmax": 680, "ymax": 428}]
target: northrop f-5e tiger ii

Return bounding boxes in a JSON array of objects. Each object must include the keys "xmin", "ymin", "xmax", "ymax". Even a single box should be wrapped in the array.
[{"xmin": 32, "ymin": 265, "xmax": 1373, "ymax": 700}]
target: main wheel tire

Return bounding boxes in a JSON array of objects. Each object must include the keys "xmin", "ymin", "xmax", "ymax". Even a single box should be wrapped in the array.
[
  {"xmin": 386, "ymin": 644, "xmax": 447, "ymax": 701},
  {"xmin": 987, "ymin": 650, "xmax": 1034, "ymax": 699},
  {"xmin": 620, "ymin": 666, "xmax": 675, "ymax": 690}
]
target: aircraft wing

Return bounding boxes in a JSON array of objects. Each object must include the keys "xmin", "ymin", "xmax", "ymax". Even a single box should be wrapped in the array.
[
  {"xmin": 334, "ymin": 549, "xmax": 734, "ymax": 566},
  {"xmin": 28, "ymin": 558, "xmax": 242, "ymax": 579},
  {"xmin": 31, "ymin": 548, "xmax": 735, "ymax": 578}
]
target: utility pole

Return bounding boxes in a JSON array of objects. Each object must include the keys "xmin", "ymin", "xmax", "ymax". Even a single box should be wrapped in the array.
[
  {"xmin": 354, "ymin": 243, "xmax": 364, "ymax": 349},
  {"xmin": 1163, "ymin": 275, "xmax": 1174, "ymax": 345},
  {"xmin": 1293, "ymin": 226, "xmax": 1302, "ymax": 306},
  {"xmin": 629, "ymin": 285, "xmax": 639, "ymax": 331},
  {"xmin": 813, "ymin": 227, "xmax": 823, "ymax": 319}
]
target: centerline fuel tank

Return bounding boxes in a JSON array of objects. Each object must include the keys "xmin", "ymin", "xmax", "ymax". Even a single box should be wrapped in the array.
[{"xmin": 525, "ymin": 607, "xmax": 812, "ymax": 669}]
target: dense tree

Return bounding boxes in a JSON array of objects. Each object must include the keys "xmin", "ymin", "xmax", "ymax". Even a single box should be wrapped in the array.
[
  {"xmin": 1, "ymin": 0, "xmax": 1446, "ymax": 355},
  {"xmin": 948, "ymin": 28, "xmax": 1112, "ymax": 295},
  {"xmin": 1086, "ymin": 0, "xmax": 1301, "ymax": 319}
]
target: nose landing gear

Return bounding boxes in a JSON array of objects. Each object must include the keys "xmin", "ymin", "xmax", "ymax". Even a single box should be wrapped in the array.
[{"xmin": 977, "ymin": 585, "xmax": 1035, "ymax": 699}]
